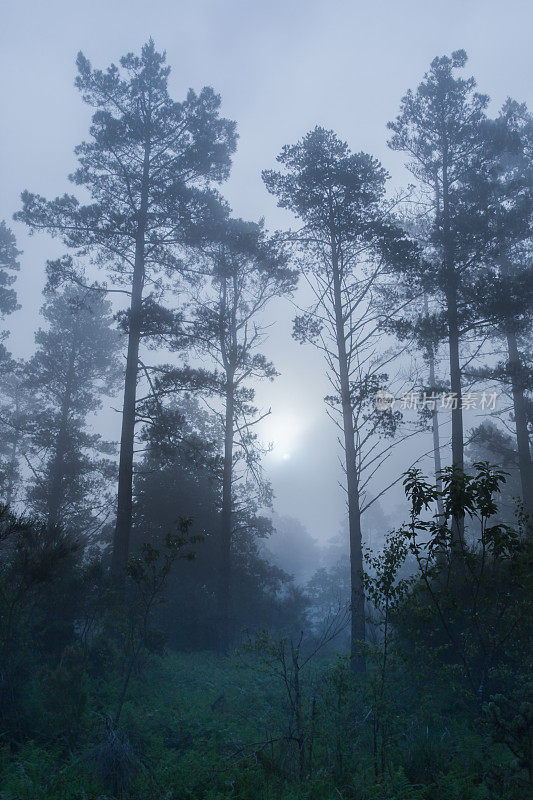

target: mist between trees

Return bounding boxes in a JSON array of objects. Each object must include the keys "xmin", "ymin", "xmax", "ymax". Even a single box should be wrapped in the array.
[{"xmin": 0, "ymin": 42, "xmax": 532, "ymax": 799}]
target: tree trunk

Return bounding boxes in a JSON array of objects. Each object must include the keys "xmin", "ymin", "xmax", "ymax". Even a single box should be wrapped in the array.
[
  {"xmin": 346, "ymin": 418, "xmax": 365, "ymax": 674},
  {"xmin": 5, "ymin": 399, "xmax": 21, "ymax": 507},
  {"xmin": 111, "ymin": 145, "xmax": 150, "ymax": 587},
  {"xmin": 425, "ymin": 297, "xmax": 444, "ymax": 518},
  {"xmin": 331, "ymin": 251, "xmax": 365, "ymax": 674},
  {"xmin": 441, "ymin": 152, "xmax": 464, "ymax": 543},
  {"xmin": 218, "ymin": 375, "xmax": 234, "ymax": 650},
  {"xmin": 506, "ymin": 325, "xmax": 533, "ymax": 517},
  {"xmin": 441, "ymin": 156, "xmax": 464, "ymax": 475},
  {"xmin": 428, "ymin": 353, "xmax": 444, "ymax": 519},
  {"xmin": 111, "ymin": 261, "xmax": 143, "ymax": 584},
  {"xmin": 431, "ymin": 416, "xmax": 444, "ymax": 520},
  {"xmin": 447, "ymin": 292, "xmax": 464, "ymax": 472},
  {"xmin": 47, "ymin": 341, "xmax": 77, "ymax": 528},
  {"xmin": 446, "ymin": 287, "xmax": 467, "ymax": 544},
  {"xmin": 291, "ymin": 641, "xmax": 305, "ymax": 780}
]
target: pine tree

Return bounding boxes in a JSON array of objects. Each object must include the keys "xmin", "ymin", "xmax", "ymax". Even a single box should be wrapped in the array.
[
  {"xmin": 264, "ymin": 127, "xmax": 415, "ymax": 672},
  {"xmin": 15, "ymin": 41, "xmax": 237, "ymax": 583},
  {"xmin": 388, "ymin": 51, "xmax": 489, "ymax": 483},
  {"xmin": 133, "ymin": 394, "xmax": 297, "ymax": 650},
  {"xmin": 0, "ymin": 363, "xmax": 32, "ymax": 505},
  {"xmin": 0, "ymin": 221, "xmax": 20, "ymax": 366},
  {"xmin": 468, "ymin": 101, "xmax": 533, "ymax": 516},
  {"xmin": 190, "ymin": 218, "xmax": 296, "ymax": 648},
  {"xmin": 25, "ymin": 284, "xmax": 119, "ymax": 532}
]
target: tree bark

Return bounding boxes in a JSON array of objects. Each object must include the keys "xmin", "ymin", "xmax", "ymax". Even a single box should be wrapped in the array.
[
  {"xmin": 429, "ymin": 359, "xmax": 445, "ymax": 519},
  {"xmin": 111, "ymin": 260, "xmax": 143, "ymax": 584},
  {"xmin": 446, "ymin": 291, "xmax": 464, "ymax": 473},
  {"xmin": 111, "ymin": 145, "xmax": 150, "ymax": 586},
  {"xmin": 506, "ymin": 325, "xmax": 533, "ymax": 517},
  {"xmin": 445, "ymin": 278, "xmax": 467, "ymax": 545},
  {"xmin": 424, "ymin": 296, "xmax": 444, "ymax": 518},
  {"xmin": 47, "ymin": 341, "xmax": 77, "ymax": 528},
  {"xmin": 219, "ymin": 375, "xmax": 234, "ymax": 650},
  {"xmin": 5, "ymin": 398, "xmax": 21, "ymax": 507},
  {"xmin": 441, "ymin": 149, "xmax": 464, "ymax": 543},
  {"xmin": 331, "ymin": 250, "xmax": 365, "ymax": 674}
]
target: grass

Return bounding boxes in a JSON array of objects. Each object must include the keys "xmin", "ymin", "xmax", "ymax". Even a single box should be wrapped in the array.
[{"xmin": 0, "ymin": 650, "xmax": 528, "ymax": 800}]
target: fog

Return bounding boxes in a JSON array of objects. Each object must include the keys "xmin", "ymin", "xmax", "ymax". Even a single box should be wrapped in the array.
[
  {"xmin": 3, "ymin": 0, "xmax": 532, "ymax": 544},
  {"xmin": 1, "ymin": 3, "xmax": 532, "ymax": 796}
]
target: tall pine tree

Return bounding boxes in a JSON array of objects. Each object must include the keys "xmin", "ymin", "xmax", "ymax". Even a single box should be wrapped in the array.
[
  {"xmin": 264, "ymin": 128, "xmax": 414, "ymax": 672},
  {"xmin": 25, "ymin": 284, "xmax": 119, "ymax": 532},
  {"xmin": 16, "ymin": 41, "xmax": 237, "ymax": 583},
  {"xmin": 190, "ymin": 218, "xmax": 296, "ymax": 648},
  {"xmin": 388, "ymin": 51, "xmax": 489, "ymax": 482}
]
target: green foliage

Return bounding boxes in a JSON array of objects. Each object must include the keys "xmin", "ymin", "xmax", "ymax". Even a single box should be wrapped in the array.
[
  {"xmin": 3, "ymin": 32, "xmax": 533, "ymax": 800},
  {"xmin": 1, "ymin": 458, "xmax": 530, "ymax": 798},
  {"xmin": 40, "ymin": 645, "xmax": 89, "ymax": 748},
  {"xmin": 111, "ymin": 519, "xmax": 199, "ymax": 727},
  {"xmin": 391, "ymin": 463, "xmax": 531, "ymax": 717},
  {"xmin": 0, "ymin": 220, "xmax": 20, "ymax": 322},
  {"xmin": 16, "ymin": 40, "xmax": 237, "ymax": 276},
  {"xmin": 485, "ymin": 690, "xmax": 533, "ymax": 786},
  {"xmin": 133, "ymin": 395, "xmax": 303, "ymax": 651},
  {"xmin": 24, "ymin": 284, "xmax": 120, "ymax": 530},
  {"xmin": 0, "ymin": 505, "xmax": 84, "ymax": 739}
]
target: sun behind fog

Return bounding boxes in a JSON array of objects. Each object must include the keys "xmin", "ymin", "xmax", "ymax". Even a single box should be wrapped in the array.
[{"xmin": 261, "ymin": 412, "xmax": 304, "ymax": 461}]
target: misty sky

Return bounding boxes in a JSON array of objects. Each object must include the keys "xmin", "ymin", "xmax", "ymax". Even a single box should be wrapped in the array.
[{"xmin": 2, "ymin": 0, "xmax": 532, "ymax": 543}]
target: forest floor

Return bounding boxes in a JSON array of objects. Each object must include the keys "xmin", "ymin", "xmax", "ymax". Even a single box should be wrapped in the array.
[{"xmin": 1, "ymin": 649, "xmax": 524, "ymax": 800}]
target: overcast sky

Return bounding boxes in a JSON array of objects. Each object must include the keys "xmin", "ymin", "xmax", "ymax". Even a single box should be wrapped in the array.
[{"xmin": 2, "ymin": 0, "xmax": 532, "ymax": 543}]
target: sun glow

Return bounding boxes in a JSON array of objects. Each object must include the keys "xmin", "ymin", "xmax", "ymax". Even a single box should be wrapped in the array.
[{"xmin": 261, "ymin": 411, "xmax": 305, "ymax": 461}]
